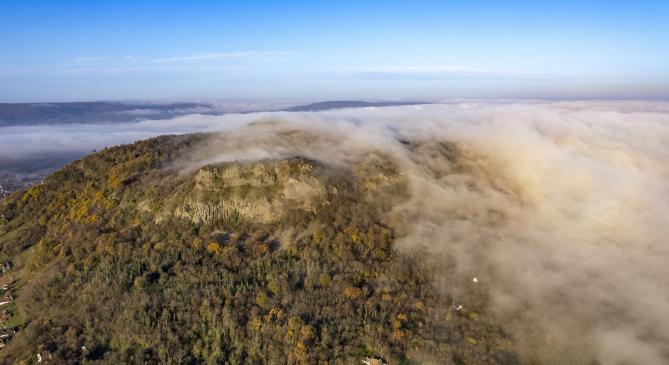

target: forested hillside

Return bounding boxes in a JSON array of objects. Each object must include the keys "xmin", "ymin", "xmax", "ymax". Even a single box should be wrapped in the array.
[{"xmin": 0, "ymin": 134, "xmax": 517, "ymax": 364}]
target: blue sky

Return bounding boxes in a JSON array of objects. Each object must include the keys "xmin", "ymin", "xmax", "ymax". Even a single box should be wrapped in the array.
[{"xmin": 1, "ymin": 0, "xmax": 668, "ymax": 102}]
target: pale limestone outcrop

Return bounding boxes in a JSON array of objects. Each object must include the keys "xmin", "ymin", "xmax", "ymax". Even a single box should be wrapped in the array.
[{"xmin": 170, "ymin": 159, "xmax": 325, "ymax": 224}]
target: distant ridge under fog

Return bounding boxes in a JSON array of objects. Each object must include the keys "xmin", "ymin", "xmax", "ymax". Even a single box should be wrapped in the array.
[
  {"xmin": 0, "ymin": 100, "xmax": 429, "ymax": 127},
  {"xmin": 284, "ymin": 100, "xmax": 428, "ymax": 112}
]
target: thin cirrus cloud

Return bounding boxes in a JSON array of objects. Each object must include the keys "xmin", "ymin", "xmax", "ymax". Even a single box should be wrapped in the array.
[
  {"xmin": 0, "ymin": 51, "xmax": 297, "ymax": 76},
  {"xmin": 151, "ymin": 51, "xmax": 296, "ymax": 64},
  {"xmin": 71, "ymin": 51, "xmax": 296, "ymax": 66},
  {"xmin": 332, "ymin": 65, "xmax": 566, "ymax": 82}
]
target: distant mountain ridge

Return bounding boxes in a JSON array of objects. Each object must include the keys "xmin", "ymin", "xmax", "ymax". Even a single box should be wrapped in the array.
[
  {"xmin": 0, "ymin": 100, "xmax": 429, "ymax": 126},
  {"xmin": 285, "ymin": 100, "xmax": 427, "ymax": 112},
  {"xmin": 0, "ymin": 101, "xmax": 209, "ymax": 127}
]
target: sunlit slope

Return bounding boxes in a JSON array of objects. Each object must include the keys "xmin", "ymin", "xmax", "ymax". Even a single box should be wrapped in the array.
[{"xmin": 0, "ymin": 133, "xmax": 514, "ymax": 364}]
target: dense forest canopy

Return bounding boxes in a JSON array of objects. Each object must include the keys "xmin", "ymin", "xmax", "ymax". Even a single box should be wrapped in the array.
[{"xmin": 0, "ymin": 133, "xmax": 517, "ymax": 364}]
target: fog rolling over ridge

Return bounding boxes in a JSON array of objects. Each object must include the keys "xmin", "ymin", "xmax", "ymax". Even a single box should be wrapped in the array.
[
  {"xmin": 177, "ymin": 101, "xmax": 669, "ymax": 364},
  {"xmin": 4, "ymin": 1, "xmax": 668, "ymax": 362},
  {"xmin": 2, "ymin": 101, "xmax": 669, "ymax": 362},
  {"xmin": 0, "ymin": 100, "xmax": 427, "ymax": 193}
]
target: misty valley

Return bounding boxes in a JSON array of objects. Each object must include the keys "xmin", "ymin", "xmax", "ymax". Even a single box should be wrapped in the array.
[
  {"xmin": 3, "ymin": 1, "xmax": 669, "ymax": 363},
  {"xmin": 0, "ymin": 101, "xmax": 425, "ymax": 198},
  {"xmin": 0, "ymin": 101, "xmax": 668, "ymax": 364}
]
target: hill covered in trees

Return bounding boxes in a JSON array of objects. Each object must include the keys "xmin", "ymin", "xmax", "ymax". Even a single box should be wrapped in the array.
[{"xmin": 0, "ymin": 133, "xmax": 518, "ymax": 364}]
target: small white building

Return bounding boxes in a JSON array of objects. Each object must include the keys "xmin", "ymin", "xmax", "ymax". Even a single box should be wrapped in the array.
[{"xmin": 362, "ymin": 356, "xmax": 388, "ymax": 365}]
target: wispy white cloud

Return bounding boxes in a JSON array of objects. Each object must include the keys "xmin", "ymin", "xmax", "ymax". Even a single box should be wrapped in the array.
[
  {"xmin": 70, "ymin": 51, "xmax": 295, "ymax": 66},
  {"xmin": 362, "ymin": 65, "xmax": 537, "ymax": 75},
  {"xmin": 323, "ymin": 64, "xmax": 544, "ymax": 81},
  {"xmin": 0, "ymin": 51, "xmax": 296, "ymax": 76},
  {"xmin": 152, "ymin": 51, "xmax": 295, "ymax": 64},
  {"xmin": 70, "ymin": 55, "xmax": 148, "ymax": 65}
]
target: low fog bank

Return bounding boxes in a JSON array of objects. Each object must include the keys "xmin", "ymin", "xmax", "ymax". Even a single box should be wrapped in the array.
[
  {"xmin": 0, "ymin": 100, "xmax": 423, "ymax": 185},
  {"xmin": 178, "ymin": 101, "xmax": 669, "ymax": 364},
  {"xmin": 2, "ymin": 101, "xmax": 668, "ymax": 363},
  {"xmin": 0, "ymin": 114, "xmax": 252, "ymax": 189},
  {"xmin": 0, "ymin": 100, "xmax": 299, "ymax": 127}
]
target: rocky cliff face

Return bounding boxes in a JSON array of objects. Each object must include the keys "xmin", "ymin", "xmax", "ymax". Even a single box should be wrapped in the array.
[
  {"xmin": 144, "ymin": 152, "xmax": 408, "ymax": 231},
  {"xmin": 170, "ymin": 159, "xmax": 327, "ymax": 225}
]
